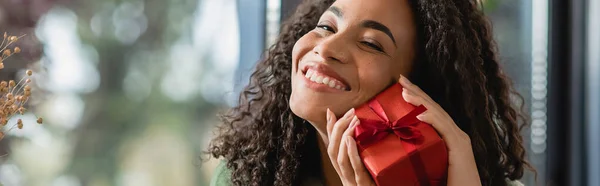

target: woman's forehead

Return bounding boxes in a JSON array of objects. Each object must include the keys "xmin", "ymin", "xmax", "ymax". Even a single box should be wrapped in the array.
[
  {"xmin": 329, "ymin": 0, "xmax": 413, "ymax": 19},
  {"xmin": 327, "ymin": 0, "xmax": 416, "ymax": 43},
  {"xmin": 329, "ymin": 1, "xmax": 414, "ymax": 28}
]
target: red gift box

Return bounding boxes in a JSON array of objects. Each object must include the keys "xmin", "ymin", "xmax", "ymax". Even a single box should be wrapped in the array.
[{"xmin": 353, "ymin": 83, "xmax": 449, "ymax": 186}]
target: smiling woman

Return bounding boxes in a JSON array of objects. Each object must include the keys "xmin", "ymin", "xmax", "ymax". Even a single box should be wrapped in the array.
[
  {"xmin": 289, "ymin": 0, "xmax": 417, "ymax": 134},
  {"xmin": 208, "ymin": 0, "xmax": 534, "ymax": 185}
]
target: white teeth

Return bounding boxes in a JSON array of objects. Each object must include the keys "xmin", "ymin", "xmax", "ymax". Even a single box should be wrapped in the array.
[
  {"xmin": 305, "ymin": 70, "xmax": 313, "ymax": 78},
  {"xmin": 328, "ymin": 81, "xmax": 336, "ymax": 88},
  {"xmin": 305, "ymin": 70, "xmax": 347, "ymax": 91},
  {"xmin": 322, "ymin": 77, "xmax": 330, "ymax": 85},
  {"xmin": 310, "ymin": 72, "xmax": 318, "ymax": 80},
  {"xmin": 315, "ymin": 76, "xmax": 323, "ymax": 83}
]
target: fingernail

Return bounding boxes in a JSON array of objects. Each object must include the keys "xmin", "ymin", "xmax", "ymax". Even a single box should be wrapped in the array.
[
  {"xmin": 402, "ymin": 88, "xmax": 411, "ymax": 95},
  {"xmin": 326, "ymin": 108, "xmax": 331, "ymax": 121},
  {"xmin": 348, "ymin": 118, "xmax": 356, "ymax": 129},
  {"xmin": 416, "ymin": 114, "xmax": 424, "ymax": 121},
  {"xmin": 343, "ymin": 108, "xmax": 355, "ymax": 118},
  {"xmin": 401, "ymin": 75, "xmax": 412, "ymax": 85}
]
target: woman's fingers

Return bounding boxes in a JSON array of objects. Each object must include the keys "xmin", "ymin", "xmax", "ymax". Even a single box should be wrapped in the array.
[
  {"xmin": 415, "ymin": 111, "xmax": 447, "ymax": 137},
  {"xmin": 402, "ymin": 87, "xmax": 432, "ymax": 109},
  {"xmin": 325, "ymin": 108, "xmax": 342, "ymax": 178},
  {"xmin": 325, "ymin": 109, "xmax": 375, "ymax": 186},
  {"xmin": 326, "ymin": 108, "xmax": 337, "ymax": 141},
  {"xmin": 328, "ymin": 108, "xmax": 355, "ymax": 156},
  {"xmin": 347, "ymin": 136, "xmax": 374, "ymax": 186},
  {"xmin": 399, "ymin": 75, "xmax": 434, "ymax": 103},
  {"xmin": 338, "ymin": 116, "xmax": 359, "ymax": 185},
  {"xmin": 404, "ymin": 88, "xmax": 454, "ymax": 142},
  {"xmin": 327, "ymin": 108, "xmax": 356, "ymax": 178},
  {"xmin": 398, "ymin": 77, "xmax": 468, "ymax": 149},
  {"xmin": 417, "ymin": 112, "xmax": 470, "ymax": 147}
]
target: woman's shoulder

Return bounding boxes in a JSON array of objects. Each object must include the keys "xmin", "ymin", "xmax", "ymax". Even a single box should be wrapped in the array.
[
  {"xmin": 210, "ymin": 160, "xmax": 232, "ymax": 186},
  {"xmin": 507, "ymin": 179, "xmax": 525, "ymax": 186},
  {"xmin": 208, "ymin": 160, "xmax": 525, "ymax": 186}
]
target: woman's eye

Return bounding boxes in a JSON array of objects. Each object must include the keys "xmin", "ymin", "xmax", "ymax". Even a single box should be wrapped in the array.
[
  {"xmin": 361, "ymin": 41, "xmax": 384, "ymax": 52},
  {"xmin": 316, "ymin": 25, "xmax": 335, "ymax": 33}
]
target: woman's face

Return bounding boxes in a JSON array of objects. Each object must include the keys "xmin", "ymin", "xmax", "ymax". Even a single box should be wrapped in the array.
[{"xmin": 289, "ymin": 0, "xmax": 417, "ymax": 127}]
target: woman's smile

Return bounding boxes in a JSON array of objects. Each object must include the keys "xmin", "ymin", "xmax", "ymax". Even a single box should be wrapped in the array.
[{"xmin": 300, "ymin": 62, "xmax": 351, "ymax": 92}]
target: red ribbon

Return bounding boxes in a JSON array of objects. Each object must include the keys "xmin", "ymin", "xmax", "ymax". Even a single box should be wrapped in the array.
[
  {"xmin": 355, "ymin": 100, "xmax": 427, "ymax": 148},
  {"xmin": 354, "ymin": 99, "xmax": 431, "ymax": 186}
]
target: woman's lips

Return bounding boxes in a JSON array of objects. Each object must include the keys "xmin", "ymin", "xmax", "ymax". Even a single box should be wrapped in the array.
[
  {"xmin": 304, "ymin": 69, "xmax": 349, "ymax": 91},
  {"xmin": 300, "ymin": 63, "xmax": 351, "ymax": 92}
]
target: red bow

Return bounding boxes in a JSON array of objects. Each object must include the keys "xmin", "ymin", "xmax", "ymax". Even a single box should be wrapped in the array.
[{"xmin": 355, "ymin": 100, "xmax": 427, "ymax": 149}]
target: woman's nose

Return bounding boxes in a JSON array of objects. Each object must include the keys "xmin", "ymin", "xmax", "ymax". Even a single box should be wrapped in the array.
[{"xmin": 312, "ymin": 35, "xmax": 349, "ymax": 63}]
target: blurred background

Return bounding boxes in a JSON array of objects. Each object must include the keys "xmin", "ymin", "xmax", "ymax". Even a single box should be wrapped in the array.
[{"xmin": 0, "ymin": 0, "xmax": 598, "ymax": 185}]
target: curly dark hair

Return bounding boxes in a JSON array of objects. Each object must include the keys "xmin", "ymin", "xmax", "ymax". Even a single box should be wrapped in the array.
[{"xmin": 207, "ymin": 0, "xmax": 535, "ymax": 185}]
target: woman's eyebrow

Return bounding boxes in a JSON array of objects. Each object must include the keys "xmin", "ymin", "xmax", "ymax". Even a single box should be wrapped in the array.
[
  {"xmin": 327, "ymin": 6, "xmax": 397, "ymax": 48},
  {"xmin": 327, "ymin": 6, "xmax": 344, "ymax": 19},
  {"xmin": 360, "ymin": 20, "xmax": 397, "ymax": 47}
]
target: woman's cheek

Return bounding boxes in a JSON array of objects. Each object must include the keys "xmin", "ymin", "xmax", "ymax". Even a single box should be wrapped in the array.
[
  {"xmin": 292, "ymin": 32, "xmax": 318, "ymax": 59},
  {"xmin": 357, "ymin": 55, "xmax": 391, "ymax": 78},
  {"xmin": 355, "ymin": 58, "xmax": 394, "ymax": 97}
]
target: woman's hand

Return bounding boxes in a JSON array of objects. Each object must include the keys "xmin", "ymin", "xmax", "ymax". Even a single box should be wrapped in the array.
[
  {"xmin": 325, "ymin": 108, "xmax": 376, "ymax": 186},
  {"xmin": 399, "ymin": 75, "xmax": 482, "ymax": 186}
]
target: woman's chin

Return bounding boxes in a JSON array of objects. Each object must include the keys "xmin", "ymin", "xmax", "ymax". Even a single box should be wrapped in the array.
[{"xmin": 289, "ymin": 99, "xmax": 327, "ymax": 126}]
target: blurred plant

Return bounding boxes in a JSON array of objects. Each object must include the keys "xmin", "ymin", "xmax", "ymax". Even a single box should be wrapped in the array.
[{"xmin": 0, "ymin": 32, "xmax": 43, "ymax": 140}]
